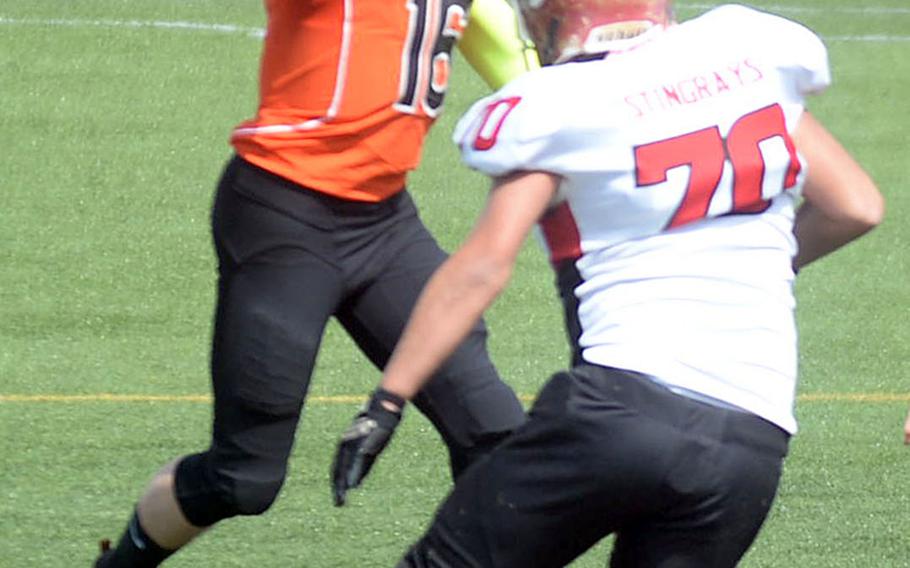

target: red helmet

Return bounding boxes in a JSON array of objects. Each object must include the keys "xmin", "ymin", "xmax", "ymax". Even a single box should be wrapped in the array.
[{"xmin": 515, "ymin": 0, "xmax": 675, "ymax": 64}]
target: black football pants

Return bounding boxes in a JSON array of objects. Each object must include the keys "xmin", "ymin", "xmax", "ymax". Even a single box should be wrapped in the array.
[
  {"xmin": 174, "ymin": 156, "xmax": 526, "ymax": 526},
  {"xmin": 399, "ymin": 365, "xmax": 789, "ymax": 568}
]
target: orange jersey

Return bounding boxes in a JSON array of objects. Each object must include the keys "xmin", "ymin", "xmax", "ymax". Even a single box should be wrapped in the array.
[{"xmin": 232, "ymin": 0, "xmax": 470, "ymax": 202}]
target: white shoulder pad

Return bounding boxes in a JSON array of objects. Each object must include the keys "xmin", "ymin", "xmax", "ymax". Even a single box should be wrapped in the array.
[
  {"xmin": 452, "ymin": 70, "xmax": 566, "ymax": 178},
  {"xmin": 705, "ymin": 4, "xmax": 830, "ymax": 95}
]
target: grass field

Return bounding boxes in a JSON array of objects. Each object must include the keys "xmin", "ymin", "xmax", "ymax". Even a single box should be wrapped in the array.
[{"xmin": 1, "ymin": 1, "xmax": 908, "ymax": 566}]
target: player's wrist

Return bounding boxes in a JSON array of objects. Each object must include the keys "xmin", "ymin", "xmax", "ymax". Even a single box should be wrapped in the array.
[{"xmin": 368, "ymin": 388, "xmax": 406, "ymax": 426}]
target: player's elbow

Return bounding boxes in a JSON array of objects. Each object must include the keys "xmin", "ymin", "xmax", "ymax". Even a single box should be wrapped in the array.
[
  {"xmin": 859, "ymin": 188, "xmax": 885, "ymax": 232},
  {"xmin": 451, "ymin": 236, "xmax": 519, "ymax": 297},
  {"xmin": 807, "ymin": 175, "xmax": 885, "ymax": 239},
  {"xmin": 471, "ymin": 255, "xmax": 514, "ymax": 296},
  {"xmin": 457, "ymin": 249, "xmax": 514, "ymax": 300},
  {"xmin": 842, "ymin": 183, "xmax": 885, "ymax": 237}
]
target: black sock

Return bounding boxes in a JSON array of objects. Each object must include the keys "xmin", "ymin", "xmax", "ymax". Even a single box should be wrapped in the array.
[{"xmin": 99, "ymin": 510, "xmax": 176, "ymax": 567}]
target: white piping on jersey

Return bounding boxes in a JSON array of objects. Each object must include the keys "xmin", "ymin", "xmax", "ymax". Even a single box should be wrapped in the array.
[
  {"xmin": 231, "ymin": 0, "xmax": 355, "ymax": 137},
  {"xmin": 330, "ymin": 0, "xmax": 355, "ymax": 123}
]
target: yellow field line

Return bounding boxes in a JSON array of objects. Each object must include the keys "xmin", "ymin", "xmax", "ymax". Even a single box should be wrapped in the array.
[
  {"xmin": 797, "ymin": 392, "xmax": 910, "ymax": 402},
  {"xmin": 1, "ymin": 393, "xmax": 909, "ymax": 403},
  {"xmin": 0, "ymin": 393, "xmax": 362, "ymax": 403}
]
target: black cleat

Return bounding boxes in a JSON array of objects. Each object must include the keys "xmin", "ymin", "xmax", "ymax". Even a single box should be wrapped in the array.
[{"xmin": 94, "ymin": 539, "xmax": 113, "ymax": 567}]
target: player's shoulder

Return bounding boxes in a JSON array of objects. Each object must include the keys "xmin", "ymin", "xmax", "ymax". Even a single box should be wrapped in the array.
[
  {"xmin": 456, "ymin": 65, "xmax": 568, "ymax": 141},
  {"xmin": 497, "ymin": 64, "xmax": 575, "ymax": 109},
  {"xmin": 693, "ymin": 4, "xmax": 799, "ymax": 29},
  {"xmin": 453, "ymin": 65, "xmax": 578, "ymax": 177},
  {"xmin": 689, "ymin": 4, "xmax": 824, "ymax": 51},
  {"xmin": 684, "ymin": 3, "xmax": 828, "ymax": 86}
]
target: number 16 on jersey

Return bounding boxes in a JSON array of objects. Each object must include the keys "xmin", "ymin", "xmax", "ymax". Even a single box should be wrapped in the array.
[{"xmin": 395, "ymin": 0, "xmax": 469, "ymax": 118}]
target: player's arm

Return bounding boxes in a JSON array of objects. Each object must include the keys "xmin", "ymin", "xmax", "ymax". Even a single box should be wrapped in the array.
[
  {"xmin": 791, "ymin": 112, "xmax": 884, "ymax": 271},
  {"xmin": 332, "ymin": 171, "xmax": 559, "ymax": 505},
  {"xmin": 380, "ymin": 170, "xmax": 558, "ymax": 399},
  {"xmin": 458, "ymin": 0, "xmax": 540, "ymax": 89}
]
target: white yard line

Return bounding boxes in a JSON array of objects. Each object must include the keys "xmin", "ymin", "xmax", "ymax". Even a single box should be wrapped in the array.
[
  {"xmin": 827, "ymin": 35, "xmax": 910, "ymax": 42},
  {"xmin": 685, "ymin": 3, "xmax": 910, "ymax": 15},
  {"xmin": 0, "ymin": 16, "xmax": 265, "ymax": 38},
  {"xmin": 1, "ymin": 9, "xmax": 910, "ymax": 44}
]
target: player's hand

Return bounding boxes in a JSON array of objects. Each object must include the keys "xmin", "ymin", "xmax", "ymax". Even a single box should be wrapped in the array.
[
  {"xmin": 332, "ymin": 388, "xmax": 406, "ymax": 506},
  {"xmin": 903, "ymin": 408, "xmax": 910, "ymax": 445}
]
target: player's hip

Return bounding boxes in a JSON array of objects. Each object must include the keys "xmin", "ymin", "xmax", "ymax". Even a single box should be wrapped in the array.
[{"xmin": 211, "ymin": 155, "xmax": 435, "ymax": 277}]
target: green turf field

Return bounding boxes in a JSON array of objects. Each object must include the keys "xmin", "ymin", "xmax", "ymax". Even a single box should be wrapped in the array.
[{"xmin": 1, "ymin": 1, "xmax": 908, "ymax": 566}]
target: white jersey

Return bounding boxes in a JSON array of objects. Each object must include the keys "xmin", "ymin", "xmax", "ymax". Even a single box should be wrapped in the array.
[{"xmin": 453, "ymin": 5, "xmax": 830, "ymax": 433}]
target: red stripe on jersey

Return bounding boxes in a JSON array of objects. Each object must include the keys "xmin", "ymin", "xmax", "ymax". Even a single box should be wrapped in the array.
[{"xmin": 540, "ymin": 201, "xmax": 582, "ymax": 265}]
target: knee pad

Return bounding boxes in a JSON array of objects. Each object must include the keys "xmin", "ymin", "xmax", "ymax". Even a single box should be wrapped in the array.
[{"xmin": 174, "ymin": 452, "xmax": 286, "ymax": 527}]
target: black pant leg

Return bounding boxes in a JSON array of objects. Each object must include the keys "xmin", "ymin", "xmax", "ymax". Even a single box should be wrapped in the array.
[
  {"xmin": 400, "ymin": 366, "xmax": 788, "ymax": 568},
  {"xmin": 176, "ymin": 157, "xmax": 344, "ymax": 525},
  {"xmin": 400, "ymin": 371, "xmax": 625, "ymax": 568},
  {"xmin": 335, "ymin": 192, "xmax": 526, "ymax": 477}
]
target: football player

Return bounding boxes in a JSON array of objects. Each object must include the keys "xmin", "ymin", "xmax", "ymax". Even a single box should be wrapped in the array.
[
  {"xmin": 94, "ymin": 0, "xmax": 537, "ymax": 566},
  {"xmin": 332, "ymin": 0, "xmax": 885, "ymax": 566}
]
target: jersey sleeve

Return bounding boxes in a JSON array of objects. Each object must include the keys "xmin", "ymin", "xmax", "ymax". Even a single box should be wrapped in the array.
[{"xmin": 452, "ymin": 76, "xmax": 566, "ymax": 178}]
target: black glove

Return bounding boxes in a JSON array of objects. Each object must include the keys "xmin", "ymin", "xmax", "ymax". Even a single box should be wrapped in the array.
[{"xmin": 332, "ymin": 388, "xmax": 406, "ymax": 506}]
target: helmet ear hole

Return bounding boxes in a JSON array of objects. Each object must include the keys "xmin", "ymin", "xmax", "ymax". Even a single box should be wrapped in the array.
[{"xmin": 544, "ymin": 17, "xmax": 560, "ymax": 64}]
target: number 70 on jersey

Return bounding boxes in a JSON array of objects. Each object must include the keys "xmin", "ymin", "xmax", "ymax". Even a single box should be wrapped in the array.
[{"xmin": 472, "ymin": 99, "xmax": 802, "ymax": 231}]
